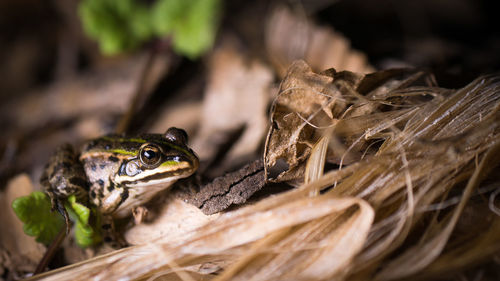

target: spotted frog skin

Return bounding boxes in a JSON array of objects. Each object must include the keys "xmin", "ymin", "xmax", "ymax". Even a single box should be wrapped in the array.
[{"xmin": 41, "ymin": 127, "xmax": 199, "ymax": 245}]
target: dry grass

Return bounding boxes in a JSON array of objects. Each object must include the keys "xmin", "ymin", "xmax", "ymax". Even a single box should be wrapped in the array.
[{"xmin": 30, "ymin": 72, "xmax": 500, "ymax": 281}]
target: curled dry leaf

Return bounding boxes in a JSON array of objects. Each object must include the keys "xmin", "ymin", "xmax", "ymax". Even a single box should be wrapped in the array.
[
  {"xmin": 265, "ymin": 63, "xmax": 438, "ymax": 182},
  {"xmin": 265, "ymin": 60, "xmax": 332, "ymax": 181},
  {"xmin": 264, "ymin": 60, "xmax": 359, "ymax": 182}
]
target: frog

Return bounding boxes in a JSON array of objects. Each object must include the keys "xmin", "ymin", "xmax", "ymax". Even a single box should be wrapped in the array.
[{"xmin": 40, "ymin": 127, "xmax": 199, "ymax": 245}]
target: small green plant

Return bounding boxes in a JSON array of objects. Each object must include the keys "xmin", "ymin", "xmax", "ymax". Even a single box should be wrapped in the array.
[
  {"xmin": 12, "ymin": 192, "xmax": 101, "ymax": 247},
  {"xmin": 12, "ymin": 192, "xmax": 64, "ymax": 245},
  {"xmin": 66, "ymin": 195, "xmax": 101, "ymax": 247},
  {"xmin": 79, "ymin": 0, "xmax": 221, "ymax": 59}
]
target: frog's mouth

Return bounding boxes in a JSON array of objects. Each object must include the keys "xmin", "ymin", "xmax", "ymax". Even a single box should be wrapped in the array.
[
  {"xmin": 111, "ymin": 163, "xmax": 197, "ymax": 218},
  {"xmin": 115, "ymin": 161, "xmax": 197, "ymax": 187}
]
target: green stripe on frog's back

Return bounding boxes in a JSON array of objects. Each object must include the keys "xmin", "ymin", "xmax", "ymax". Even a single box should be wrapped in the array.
[
  {"xmin": 79, "ymin": 150, "xmax": 138, "ymax": 162},
  {"xmin": 80, "ymin": 133, "xmax": 196, "ymax": 163},
  {"xmin": 111, "ymin": 135, "xmax": 193, "ymax": 158},
  {"xmin": 81, "ymin": 136, "xmax": 147, "ymax": 156},
  {"xmin": 83, "ymin": 134, "xmax": 185, "ymax": 153}
]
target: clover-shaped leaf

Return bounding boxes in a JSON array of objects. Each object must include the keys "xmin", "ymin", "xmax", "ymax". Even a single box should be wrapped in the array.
[
  {"xmin": 12, "ymin": 192, "xmax": 101, "ymax": 248},
  {"xmin": 12, "ymin": 191, "xmax": 64, "ymax": 245}
]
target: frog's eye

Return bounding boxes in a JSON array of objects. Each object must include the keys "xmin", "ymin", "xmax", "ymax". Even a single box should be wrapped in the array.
[
  {"xmin": 165, "ymin": 127, "xmax": 188, "ymax": 145},
  {"xmin": 139, "ymin": 144, "xmax": 162, "ymax": 167}
]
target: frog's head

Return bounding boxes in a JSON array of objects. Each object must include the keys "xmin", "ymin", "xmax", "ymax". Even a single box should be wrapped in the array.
[
  {"xmin": 113, "ymin": 127, "xmax": 199, "ymax": 188},
  {"xmin": 80, "ymin": 127, "xmax": 198, "ymax": 216}
]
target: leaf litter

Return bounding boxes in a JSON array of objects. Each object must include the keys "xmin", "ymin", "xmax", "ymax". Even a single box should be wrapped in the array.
[{"xmin": 28, "ymin": 60, "xmax": 500, "ymax": 280}]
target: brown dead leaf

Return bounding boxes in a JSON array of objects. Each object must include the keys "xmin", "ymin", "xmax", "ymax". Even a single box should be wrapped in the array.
[
  {"xmin": 266, "ymin": 6, "xmax": 374, "ymax": 77},
  {"xmin": 265, "ymin": 60, "xmax": 354, "ymax": 181},
  {"xmin": 264, "ymin": 62, "xmax": 439, "ymax": 182}
]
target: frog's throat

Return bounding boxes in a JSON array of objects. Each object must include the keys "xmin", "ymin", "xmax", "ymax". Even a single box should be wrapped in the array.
[{"xmin": 111, "ymin": 177, "xmax": 183, "ymax": 218}]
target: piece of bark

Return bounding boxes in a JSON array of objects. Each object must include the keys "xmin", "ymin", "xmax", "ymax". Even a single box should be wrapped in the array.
[{"xmin": 185, "ymin": 160, "xmax": 265, "ymax": 215}]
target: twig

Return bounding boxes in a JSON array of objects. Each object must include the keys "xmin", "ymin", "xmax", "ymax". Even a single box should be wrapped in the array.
[{"xmin": 34, "ymin": 226, "xmax": 68, "ymax": 275}]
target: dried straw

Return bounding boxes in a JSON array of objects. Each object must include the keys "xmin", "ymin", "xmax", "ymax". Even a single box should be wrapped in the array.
[{"xmin": 30, "ymin": 74, "xmax": 500, "ymax": 281}]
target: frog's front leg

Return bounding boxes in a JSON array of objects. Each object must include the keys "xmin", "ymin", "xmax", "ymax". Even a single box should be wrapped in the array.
[
  {"xmin": 95, "ymin": 184, "xmax": 130, "ymax": 247},
  {"xmin": 100, "ymin": 215, "xmax": 127, "ymax": 248},
  {"xmin": 41, "ymin": 144, "xmax": 89, "ymax": 233}
]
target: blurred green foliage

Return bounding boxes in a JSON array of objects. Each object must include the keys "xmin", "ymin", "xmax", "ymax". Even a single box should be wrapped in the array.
[{"xmin": 79, "ymin": 0, "xmax": 221, "ymax": 58}]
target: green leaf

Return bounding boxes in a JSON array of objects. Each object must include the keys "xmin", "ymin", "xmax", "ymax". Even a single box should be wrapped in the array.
[
  {"xmin": 153, "ymin": 0, "xmax": 221, "ymax": 59},
  {"xmin": 152, "ymin": 0, "xmax": 186, "ymax": 35},
  {"xmin": 78, "ymin": 0, "xmax": 221, "ymax": 58},
  {"xmin": 12, "ymin": 191, "xmax": 65, "ymax": 246},
  {"xmin": 78, "ymin": 0, "xmax": 153, "ymax": 55},
  {"xmin": 66, "ymin": 195, "xmax": 101, "ymax": 247}
]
